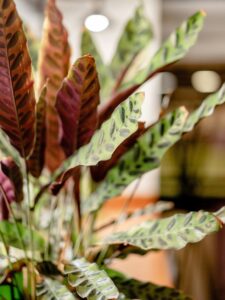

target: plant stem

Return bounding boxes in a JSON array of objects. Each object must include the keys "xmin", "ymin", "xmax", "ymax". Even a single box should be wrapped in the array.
[
  {"xmin": 96, "ymin": 178, "xmax": 142, "ymax": 265},
  {"xmin": 0, "ymin": 185, "xmax": 28, "ymax": 260},
  {"xmin": 24, "ymin": 161, "xmax": 35, "ymax": 300}
]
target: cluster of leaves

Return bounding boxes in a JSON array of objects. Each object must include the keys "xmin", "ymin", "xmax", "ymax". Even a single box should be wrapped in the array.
[{"xmin": 0, "ymin": 0, "xmax": 224, "ymax": 299}]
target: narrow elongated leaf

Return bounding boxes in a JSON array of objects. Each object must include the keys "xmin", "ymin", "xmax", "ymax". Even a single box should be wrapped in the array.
[
  {"xmin": 98, "ymin": 11, "xmax": 206, "ymax": 126},
  {"xmin": 110, "ymin": 5, "xmax": 153, "ymax": 80},
  {"xmin": 38, "ymin": 0, "xmax": 70, "ymax": 171},
  {"xmin": 95, "ymin": 201, "xmax": 174, "ymax": 232},
  {"xmin": 1, "ymin": 157, "xmax": 23, "ymax": 202},
  {"xmin": 56, "ymin": 55, "xmax": 100, "ymax": 157},
  {"xmin": 27, "ymin": 85, "xmax": 47, "ymax": 177},
  {"xmin": 0, "ymin": 0, "xmax": 36, "ymax": 157},
  {"xmin": 91, "ymin": 123, "xmax": 145, "ymax": 182},
  {"xmin": 184, "ymin": 84, "xmax": 225, "ymax": 132},
  {"xmin": 24, "ymin": 24, "xmax": 40, "ymax": 70},
  {"xmin": 64, "ymin": 258, "xmax": 119, "ymax": 300},
  {"xmin": 83, "ymin": 107, "xmax": 188, "ymax": 214},
  {"xmin": 37, "ymin": 278, "xmax": 76, "ymax": 300},
  {"xmin": 106, "ymin": 268, "xmax": 192, "ymax": 300},
  {"xmin": 51, "ymin": 92, "xmax": 143, "ymax": 194},
  {"xmin": 103, "ymin": 210, "xmax": 222, "ymax": 250},
  {"xmin": 121, "ymin": 11, "xmax": 206, "ymax": 88},
  {"xmin": 0, "ymin": 221, "xmax": 45, "ymax": 251},
  {"xmin": 0, "ymin": 170, "xmax": 14, "ymax": 220},
  {"xmin": 214, "ymin": 206, "xmax": 225, "ymax": 223},
  {"xmin": 81, "ymin": 29, "xmax": 111, "ymax": 97}
]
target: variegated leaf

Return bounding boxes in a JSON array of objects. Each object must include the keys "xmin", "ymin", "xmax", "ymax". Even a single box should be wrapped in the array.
[
  {"xmin": 1, "ymin": 157, "xmax": 23, "ymax": 203},
  {"xmin": 103, "ymin": 210, "xmax": 222, "ymax": 250},
  {"xmin": 91, "ymin": 122, "xmax": 145, "ymax": 182},
  {"xmin": 81, "ymin": 29, "xmax": 111, "ymax": 98},
  {"xmin": 0, "ymin": 220, "xmax": 45, "ymax": 251},
  {"xmin": 0, "ymin": 0, "xmax": 36, "ymax": 157},
  {"xmin": 110, "ymin": 4, "xmax": 153, "ymax": 81},
  {"xmin": 38, "ymin": 0, "xmax": 70, "ymax": 171},
  {"xmin": 98, "ymin": 11, "xmax": 205, "ymax": 126},
  {"xmin": 56, "ymin": 55, "xmax": 100, "ymax": 157},
  {"xmin": 83, "ymin": 107, "xmax": 187, "ymax": 214},
  {"xmin": 37, "ymin": 277, "xmax": 76, "ymax": 300},
  {"xmin": 121, "ymin": 11, "xmax": 206, "ymax": 88},
  {"xmin": 95, "ymin": 201, "xmax": 174, "ymax": 232},
  {"xmin": 28, "ymin": 84, "xmax": 47, "ymax": 177},
  {"xmin": 64, "ymin": 258, "xmax": 119, "ymax": 300},
  {"xmin": 51, "ymin": 92, "xmax": 143, "ymax": 194},
  {"xmin": 183, "ymin": 84, "xmax": 225, "ymax": 132},
  {"xmin": 214, "ymin": 206, "xmax": 225, "ymax": 223},
  {"xmin": 106, "ymin": 268, "xmax": 192, "ymax": 300}
]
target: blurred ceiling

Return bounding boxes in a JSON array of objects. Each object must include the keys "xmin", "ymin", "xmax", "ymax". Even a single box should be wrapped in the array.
[
  {"xmin": 162, "ymin": 0, "xmax": 225, "ymax": 64},
  {"xmin": 15, "ymin": 0, "xmax": 225, "ymax": 64}
]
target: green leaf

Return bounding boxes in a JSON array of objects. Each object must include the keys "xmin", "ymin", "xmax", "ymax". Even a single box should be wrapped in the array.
[
  {"xmin": 214, "ymin": 206, "xmax": 225, "ymax": 223},
  {"xmin": 110, "ymin": 4, "xmax": 153, "ymax": 80},
  {"xmin": 81, "ymin": 29, "xmax": 112, "ymax": 99},
  {"xmin": 24, "ymin": 25, "xmax": 40, "ymax": 71},
  {"xmin": 121, "ymin": 10, "xmax": 206, "ymax": 88},
  {"xmin": 51, "ymin": 92, "xmax": 143, "ymax": 193},
  {"xmin": 83, "ymin": 107, "xmax": 187, "ymax": 214},
  {"xmin": 0, "ymin": 130, "xmax": 21, "ymax": 165},
  {"xmin": 0, "ymin": 221, "xmax": 45, "ymax": 252},
  {"xmin": 102, "ymin": 210, "xmax": 221, "ymax": 251},
  {"xmin": 183, "ymin": 84, "xmax": 225, "ymax": 132},
  {"xmin": 95, "ymin": 201, "xmax": 174, "ymax": 232},
  {"xmin": 105, "ymin": 268, "xmax": 192, "ymax": 300},
  {"xmin": 37, "ymin": 278, "xmax": 76, "ymax": 300},
  {"xmin": 64, "ymin": 258, "xmax": 119, "ymax": 300}
]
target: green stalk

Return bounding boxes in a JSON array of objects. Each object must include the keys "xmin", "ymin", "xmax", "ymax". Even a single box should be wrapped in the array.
[
  {"xmin": 24, "ymin": 161, "xmax": 35, "ymax": 300},
  {"xmin": 96, "ymin": 177, "xmax": 142, "ymax": 265},
  {"xmin": 0, "ymin": 185, "xmax": 28, "ymax": 260}
]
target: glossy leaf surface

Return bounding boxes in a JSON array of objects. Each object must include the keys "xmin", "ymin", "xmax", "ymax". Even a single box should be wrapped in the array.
[
  {"xmin": 51, "ymin": 92, "xmax": 143, "ymax": 194},
  {"xmin": 98, "ymin": 11, "xmax": 206, "ymax": 126},
  {"xmin": 121, "ymin": 11, "xmax": 206, "ymax": 88},
  {"xmin": 110, "ymin": 4, "xmax": 153, "ymax": 80},
  {"xmin": 37, "ymin": 277, "xmax": 75, "ymax": 300},
  {"xmin": 103, "ymin": 211, "xmax": 221, "ymax": 250},
  {"xmin": 83, "ymin": 107, "xmax": 187, "ymax": 214},
  {"xmin": 64, "ymin": 258, "xmax": 119, "ymax": 300},
  {"xmin": 0, "ymin": 0, "xmax": 36, "ymax": 157}
]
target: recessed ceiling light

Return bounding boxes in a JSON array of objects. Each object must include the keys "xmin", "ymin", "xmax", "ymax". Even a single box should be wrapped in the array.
[
  {"xmin": 84, "ymin": 14, "xmax": 109, "ymax": 33},
  {"xmin": 191, "ymin": 70, "xmax": 221, "ymax": 93}
]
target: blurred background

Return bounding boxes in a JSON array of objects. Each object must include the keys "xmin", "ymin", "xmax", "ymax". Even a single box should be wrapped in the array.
[{"xmin": 15, "ymin": 0, "xmax": 225, "ymax": 299}]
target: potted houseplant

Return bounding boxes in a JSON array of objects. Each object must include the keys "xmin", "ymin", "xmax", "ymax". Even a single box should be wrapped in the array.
[{"xmin": 0, "ymin": 0, "xmax": 225, "ymax": 299}]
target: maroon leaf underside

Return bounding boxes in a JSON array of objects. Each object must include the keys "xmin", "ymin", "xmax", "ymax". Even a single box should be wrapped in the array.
[
  {"xmin": 56, "ymin": 54, "xmax": 100, "ymax": 157},
  {"xmin": 0, "ymin": 0, "xmax": 36, "ymax": 158},
  {"xmin": 1, "ymin": 157, "xmax": 23, "ymax": 203}
]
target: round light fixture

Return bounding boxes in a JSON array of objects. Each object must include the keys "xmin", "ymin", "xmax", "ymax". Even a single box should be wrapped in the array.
[
  {"xmin": 191, "ymin": 70, "xmax": 221, "ymax": 93},
  {"xmin": 84, "ymin": 14, "xmax": 109, "ymax": 33}
]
